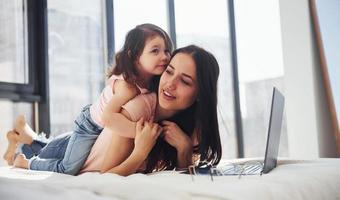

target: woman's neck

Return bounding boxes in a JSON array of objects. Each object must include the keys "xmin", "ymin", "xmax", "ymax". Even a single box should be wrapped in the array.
[{"xmin": 154, "ymin": 103, "xmax": 177, "ymax": 122}]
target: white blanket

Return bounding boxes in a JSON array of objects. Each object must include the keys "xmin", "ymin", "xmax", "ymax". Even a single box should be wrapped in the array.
[{"xmin": 1, "ymin": 158, "xmax": 340, "ymax": 200}]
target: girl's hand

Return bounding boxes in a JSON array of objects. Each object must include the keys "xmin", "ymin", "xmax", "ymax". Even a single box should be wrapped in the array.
[
  {"xmin": 133, "ymin": 118, "xmax": 162, "ymax": 160},
  {"xmin": 161, "ymin": 120, "xmax": 192, "ymax": 153}
]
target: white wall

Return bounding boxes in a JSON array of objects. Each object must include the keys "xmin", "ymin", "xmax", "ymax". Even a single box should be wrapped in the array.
[{"xmin": 279, "ymin": 0, "xmax": 337, "ymax": 158}]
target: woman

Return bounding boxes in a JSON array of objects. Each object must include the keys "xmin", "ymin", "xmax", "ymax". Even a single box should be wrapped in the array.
[{"xmin": 6, "ymin": 45, "xmax": 222, "ymax": 176}]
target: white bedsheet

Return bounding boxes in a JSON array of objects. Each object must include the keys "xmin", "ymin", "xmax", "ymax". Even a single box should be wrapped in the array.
[{"xmin": 1, "ymin": 158, "xmax": 340, "ymax": 200}]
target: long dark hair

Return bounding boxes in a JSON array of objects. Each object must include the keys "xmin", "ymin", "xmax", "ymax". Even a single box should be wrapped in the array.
[
  {"xmin": 107, "ymin": 23, "xmax": 173, "ymax": 90},
  {"xmin": 144, "ymin": 45, "xmax": 222, "ymax": 173}
]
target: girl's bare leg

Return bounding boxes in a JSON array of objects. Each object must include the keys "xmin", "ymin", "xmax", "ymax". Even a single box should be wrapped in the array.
[
  {"xmin": 3, "ymin": 131, "xmax": 19, "ymax": 165},
  {"xmin": 14, "ymin": 115, "xmax": 37, "ymax": 145},
  {"xmin": 13, "ymin": 154, "xmax": 28, "ymax": 169}
]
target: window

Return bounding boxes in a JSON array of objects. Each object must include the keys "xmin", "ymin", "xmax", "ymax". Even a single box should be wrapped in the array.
[
  {"xmin": 1, "ymin": 0, "xmax": 287, "ymax": 164},
  {"xmin": 234, "ymin": 0, "xmax": 288, "ymax": 157},
  {"xmin": 113, "ymin": 0, "xmax": 168, "ymax": 52},
  {"xmin": 174, "ymin": 0, "xmax": 238, "ymax": 158},
  {"xmin": 0, "ymin": 0, "xmax": 38, "ymax": 101},
  {"xmin": 0, "ymin": 0, "xmax": 28, "ymax": 84},
  {"xmin": 0, "ymin": 0, "xmax": 47, "ymax": 157},
  {"xmin": 48, "ymin": 1, "xmax": 105, "ymax": 136}
]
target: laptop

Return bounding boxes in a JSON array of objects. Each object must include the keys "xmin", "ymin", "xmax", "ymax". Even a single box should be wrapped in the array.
[
  {"xmin": 190, "ymin": 87, "xmax": 285, "ymax": 176},
  {"xmin": 221, "ymin": 87, "xmax": 285, "ymax": 175}
]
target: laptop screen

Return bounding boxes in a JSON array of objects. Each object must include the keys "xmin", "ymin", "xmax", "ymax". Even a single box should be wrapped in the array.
[{"xmin": 262, "ymin": 87, "xmax": 285, "ymax": 174}]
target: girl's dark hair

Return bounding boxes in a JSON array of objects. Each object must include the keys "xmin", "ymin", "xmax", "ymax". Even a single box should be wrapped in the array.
[
  {"xmin": 107, "ymin": 23, "xmax": 173, "ymax": 91},
  {"xmin": 144, "ymin": 45, "xmax": 222, "ymax": 173}
]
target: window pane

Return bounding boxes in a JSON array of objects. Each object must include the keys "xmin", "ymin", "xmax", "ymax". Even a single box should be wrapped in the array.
[
  {"xmin": 48, "ymin": 1, "xmax": 105, "ymax": 136},
  {"xmin": 0, "ymin": 100, "xmax": 33, "ymax": 166},
  {"xmin": 0, "ymin": 0, "xmax": 28, "ymax": 84},
  {"xmin": 114, "ymin": 0, "xmax": 168, "ymax": 51},
  {"xmin": 234, "ymin": 0, "xmax": 288, "ymax": 157},
  {"xmin": 175, "ymin": 0, "xmax": 238, "ymax": 158}
]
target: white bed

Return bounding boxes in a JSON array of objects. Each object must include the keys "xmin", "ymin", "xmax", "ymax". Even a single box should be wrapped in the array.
[{"xmin": 1, "ymin": 158, "xmax": 340, "ymax": 200}]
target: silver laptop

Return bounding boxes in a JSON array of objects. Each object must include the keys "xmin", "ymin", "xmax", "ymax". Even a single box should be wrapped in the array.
[{"xmin": 219, "ymin": 87, "xmax": 285, "ymax": 175}]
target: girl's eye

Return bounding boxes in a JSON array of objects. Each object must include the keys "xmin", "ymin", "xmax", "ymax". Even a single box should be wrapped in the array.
[{"xmin": 151, "ymin": 49, "xmax": 159, "ymax": 54}]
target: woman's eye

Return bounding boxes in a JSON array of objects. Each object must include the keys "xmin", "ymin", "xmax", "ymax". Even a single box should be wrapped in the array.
[
  {"xmin": 165, "ymin": 69, "xmax": 173, "ymax": 75},
  {"xmin": 181, "ymin": 79, "xmax": 190, "ymax": 85}
]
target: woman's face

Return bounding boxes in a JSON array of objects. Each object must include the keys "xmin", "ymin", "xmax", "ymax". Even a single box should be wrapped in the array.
[{"xmin": 158, "ymin": 52, "xmax": 198, "ymax": 111}]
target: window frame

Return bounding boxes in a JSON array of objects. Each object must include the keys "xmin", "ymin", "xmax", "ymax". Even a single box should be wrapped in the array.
[
  {"xmin": 228, "ymin": 0, "xmax": 244, "ymax": 158},
  {"xmin": 0, "ymin": 0, "xmax": 38, "ymax": 102},
  {"xmin": 0, "ymin": 0, "xmax": 50, "ymax": 134}
]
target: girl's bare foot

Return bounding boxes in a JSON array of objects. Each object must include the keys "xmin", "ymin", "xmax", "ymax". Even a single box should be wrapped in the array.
[
  {"xmin": 14, "ymin": 115, "xmax": 36, "ymax": 145},
  {"xmin": 3, "ymin": 131, "xmax": 19, "ymax": 165},
  {"xmin": 14, "ymin": 154, "xmax": 29, "ymax": 169}
]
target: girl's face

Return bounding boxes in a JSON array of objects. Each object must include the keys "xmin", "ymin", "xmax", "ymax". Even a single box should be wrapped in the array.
[
  {"xmin": 137, "ymin": 35, "xmax": 170, "ymax": 76},
  {"xmin": 158, "ymin": 53, "xmax": 198, "ymax": 111}
]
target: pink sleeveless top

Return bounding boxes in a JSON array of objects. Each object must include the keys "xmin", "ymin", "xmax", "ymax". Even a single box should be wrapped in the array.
[
  {"xmin": 80, "ymin": 93, "xmax": 157, "ymax": 173},
  {"xmin": 90, "ymin": 75, "xmax": 149, "ymax": 127}
]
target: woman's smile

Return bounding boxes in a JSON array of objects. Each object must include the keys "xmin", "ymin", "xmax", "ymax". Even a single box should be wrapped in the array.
[{"xmin": 162, "ymin": 89, "xmax": 176, "ymax": 100}]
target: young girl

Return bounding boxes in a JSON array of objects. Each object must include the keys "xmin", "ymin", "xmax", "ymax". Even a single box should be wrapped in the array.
[
  {"xmin": 10, "ymin": 45, "xmax": 222, "ymax": 176},
  {"xmin": 3, "ymin": 23, "xmax": 173, "ymax": 175}
]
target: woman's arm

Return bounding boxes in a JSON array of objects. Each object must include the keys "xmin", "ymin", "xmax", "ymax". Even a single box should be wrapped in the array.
[
  {"xmin": 104, "ymin": 149, "xmax": 146, "ymax": 176},
  {"xmin": 100, "ymin": 108, "xmax": 138, "ymax": 172},
  {"xmin": 176, "ymin": 145, "xmax": 193, "ymax": 169},
  {"xmin": 99, "ymin": 128, "xmax": 134, "ymax": 173}
]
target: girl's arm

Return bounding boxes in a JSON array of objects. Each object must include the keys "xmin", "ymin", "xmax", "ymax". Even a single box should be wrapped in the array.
[
  {"xmin": 104, "ymin": 110, "xmax": 137, "ymax": 138},
  {"xmin": 101, "ymin": 91, "xmax": 150, "ymax": 172},
  {"xmin": 104, "ymin": 92, "xmax": 156, "ymax": 138},
  {"xmin": 104, "ymin": 119, "xmax": 162, "ymax": 176},
  {"xmin": 102, "ymin": 80, "xmax": 139, "ymax": 126}
]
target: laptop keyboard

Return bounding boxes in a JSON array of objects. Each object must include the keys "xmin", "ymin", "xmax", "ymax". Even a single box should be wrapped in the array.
[{"xmin": 217, "ymin": 162, "xmax": 264, "ymax": 175}]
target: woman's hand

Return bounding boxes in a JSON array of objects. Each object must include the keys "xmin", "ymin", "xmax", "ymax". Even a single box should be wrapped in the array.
[
  {"xmin": 161, "ymin": 120, "xmax": 193, "ymax": 168},
  {"xmin": 161, "ymin": 120, "xmax": 193, "ymax": 153},
  {"xmin": 133, "ymin": 118, "xmax": 162, "ymax": 160}
]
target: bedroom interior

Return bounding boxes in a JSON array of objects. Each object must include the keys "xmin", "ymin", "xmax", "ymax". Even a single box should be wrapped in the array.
[{"xmin": 0, "ymin": 0, "xmax": 340, "ymax": 199}]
